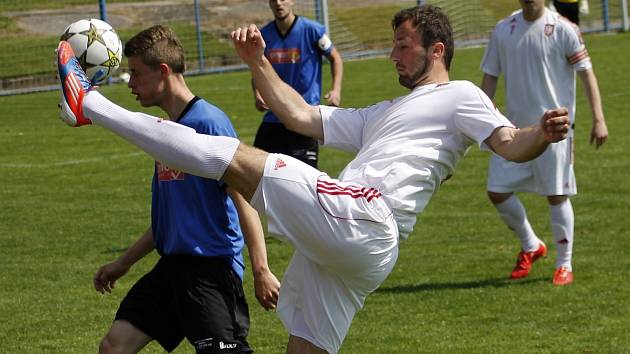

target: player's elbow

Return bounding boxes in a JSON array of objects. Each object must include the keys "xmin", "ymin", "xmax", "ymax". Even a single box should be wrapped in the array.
[
  {"xmin": 486, "ymin": 127, "xmax": 539, "ymax": 163},
  {"xmin": 282, "ymin": 107, "xmax": 324, "ymax": 141},
  {"xmin": 281, "ymin": 114, "xmax": 304, "ymax": 133},
  {"xmin": 494, "ymin": 140, "xmax": 547, "ymax": 163}
]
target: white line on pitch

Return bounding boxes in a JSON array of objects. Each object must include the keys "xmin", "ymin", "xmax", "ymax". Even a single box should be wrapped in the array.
[{"xmin": 0, "ymin": 152, "xmax": 146, "ymax": 168}]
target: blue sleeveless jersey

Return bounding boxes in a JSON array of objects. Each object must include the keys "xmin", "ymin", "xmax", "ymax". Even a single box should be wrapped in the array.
[
  {"xmin": 151, "ymin": 97, "xmax": 245, "ymax": 279},
  {"xmin": 260, "ymin": 16, "xmax": 333, "ymax": 123}
]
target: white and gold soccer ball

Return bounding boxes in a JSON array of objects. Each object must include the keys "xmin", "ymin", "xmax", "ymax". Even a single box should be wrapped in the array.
[{"xmin": 60, "ymin": 18, "xmax": 123, "ymax": 84}]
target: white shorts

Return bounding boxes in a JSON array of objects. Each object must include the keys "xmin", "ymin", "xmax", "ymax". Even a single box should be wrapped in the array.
[
  {"xmin": 487, "ymin": 137, "xmax": 576, "ymax": 196},
  {"xmin": 251, "ymin": 154, "xmax": 399, "ymax": 353}
]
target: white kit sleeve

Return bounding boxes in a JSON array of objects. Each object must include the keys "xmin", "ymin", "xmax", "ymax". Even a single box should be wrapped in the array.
[{"xmin": 83, "ymin": 91, "xmax": 239, "ymax": 180}]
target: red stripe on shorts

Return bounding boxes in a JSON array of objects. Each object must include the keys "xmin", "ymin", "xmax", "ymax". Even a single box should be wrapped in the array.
[{"xmin": 317, "ymin": 180, "xmax": 382, "ymax": 202}]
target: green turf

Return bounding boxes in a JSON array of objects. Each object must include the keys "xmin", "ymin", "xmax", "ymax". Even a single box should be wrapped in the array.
[
  {"xmin": 0, "ymin": 31, "xmax": 629, "ymax": 353},
  {"xmin": 0, "ymin": 23, "xmax": 236, "ymax": 78},
  {"xmin": 0, "ymin": 0, "xmax": 158, "ymax": 12}
]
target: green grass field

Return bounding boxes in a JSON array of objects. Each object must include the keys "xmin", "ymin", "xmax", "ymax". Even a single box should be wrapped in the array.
[{"xmin": 1, "ymin": 31, "xmax": 629, "ymax": 353}]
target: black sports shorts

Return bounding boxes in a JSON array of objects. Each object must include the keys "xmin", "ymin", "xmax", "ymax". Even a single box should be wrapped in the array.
[
  {"xmin": 115, "ymin": 256, "xmax": 252, "ymax": 353},
  {"xmin": 554, "ymin": 1, "xmax": 580, "ymax": 25},
  {"xmin": 253, "ymin": 121, "xmax": 319, "ymax": 168}
]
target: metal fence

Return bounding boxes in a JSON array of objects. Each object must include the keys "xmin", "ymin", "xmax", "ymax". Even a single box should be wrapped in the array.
[{"xmin": 1, "ymin": 0, "xmax": 627, "ymax": 96}]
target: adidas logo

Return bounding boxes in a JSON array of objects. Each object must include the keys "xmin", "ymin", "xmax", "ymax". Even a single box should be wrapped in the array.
[{"xmin": 274, "ymin": 158, "xmax": 287, "ymax": 170}]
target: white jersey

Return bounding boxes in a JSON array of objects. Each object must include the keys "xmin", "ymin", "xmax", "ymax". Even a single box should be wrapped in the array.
[
  {"xmin": 481, "ymin": 8, "xmax": 591, "ymax": 127},
  {"xmin": 321, "ymin": 80, "xmax": 513, "ymax": 239}
]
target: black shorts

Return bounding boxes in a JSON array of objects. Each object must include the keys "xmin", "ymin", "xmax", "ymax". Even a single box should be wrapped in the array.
[
  {"xmin": 554, "ymin": 1, "xmax": 580, "ymax": 25},
  {"xmin": 253, "ymin": 121, "xmax": 319, "ymax": 168},
  {"xmin": 115, "ymin": 256, "xmax": 252, "ymax": 353}
]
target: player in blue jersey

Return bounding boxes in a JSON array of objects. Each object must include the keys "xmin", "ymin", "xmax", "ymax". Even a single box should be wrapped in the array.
[
  {"xmin": 91, "ymin": 25, "xmax": 280, "ymax": 354},
  {"xmin": 251, "ymin": 0, "xmax": 343, "ymax": 167}
]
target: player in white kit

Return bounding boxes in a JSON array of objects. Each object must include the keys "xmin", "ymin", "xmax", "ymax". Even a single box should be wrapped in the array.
[
  {"xmin": 57, "ymin": 5, "xmax": 570, "ymax": 353},
  {"xmin": 480, "ymin": 0, "xmax": 608, "ymax": 286}
]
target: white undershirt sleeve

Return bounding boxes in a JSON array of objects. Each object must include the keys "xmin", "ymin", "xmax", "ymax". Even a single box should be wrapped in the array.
[{"xmin": 83, "ymin": 91, "xmax": 239, "ymax": 180}]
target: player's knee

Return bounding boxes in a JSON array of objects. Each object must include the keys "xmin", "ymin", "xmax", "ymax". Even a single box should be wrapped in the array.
[
  {"xmin": 98, "ymin": 334, "xmax": 115, "ymax": 354},
  {"xmin": 98, "ymin": 333, "xmax": 127, "ymax": 354},
  {"xmin": 547, "ymin": 195, "xmax": 568, "ymax": 205},
  {"xmin": 287, "ymin": 335, "xmax": 328, "ymax": 354},
  {"xmin": 487, "ymin": 191, "xmax": 512, "ymax": 205}
]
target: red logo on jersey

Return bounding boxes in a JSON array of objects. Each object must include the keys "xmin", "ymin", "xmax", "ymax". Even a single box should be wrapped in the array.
[
  {"xmin": 509, "ymin": 18, "xmax": 517, "ymax": 34},
  {"xmin": 267, "ymin": 49, "xmax": 301, "ymax": 64},
  {"xmin": 157, "ymin": 161, "xmax": 184, "ymax": 181},
  {"xmin": 544, "ymin": 24, "xmax": 555, "ymax": 37},
  {"xmin": 274, "ymin": 158, "xmax": 287, "ymax": 170}
]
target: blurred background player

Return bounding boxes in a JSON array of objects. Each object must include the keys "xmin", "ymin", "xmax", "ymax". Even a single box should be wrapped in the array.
[
  {"xmin": 552, "ymin": 0, "xmax": 589, "ymax": 26},
  {"xmin": 91, "ymin": 25, "xmax": 280, "ymax": 353},
  {"xmin": 251, "ymin": 0, "xmax": 343, "ymax": 168},
  {"xmin": 480, "ymin": 0, "xmax": 608, "ymax": 285}
]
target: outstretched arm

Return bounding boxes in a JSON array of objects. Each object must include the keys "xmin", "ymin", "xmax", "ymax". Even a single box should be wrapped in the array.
[
  {"xmin": 232, "ymin": 25, "xmax": 324, "ymax": 141},
  {"xmin": 486, "ymin": 107, "xmax": 570, "ymax": 162},
  {"xmin": 324, "ymin": 47, "xmax": 343, "ymax": 106},
  {"xmin": 578, "ymin": 69, "xmax": 608, "ymax": 148},
  {"xmin": 251, "ymin": 79, "xmax": 269, "ymax": 112},
  {"xmin": 227, "ymin": 187, "xmax": 279, "ymax": 310},
  {"xmin": 93, "ymin": 227, "xmax": 154, "ymax": 294}
]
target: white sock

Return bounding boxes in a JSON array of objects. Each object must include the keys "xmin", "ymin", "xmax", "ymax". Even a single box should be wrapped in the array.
[
  {"xmin": 83, "ymin": 91, "xmax": 239, "ymax": 181},
  {"xmin": 550, "ymin": 199, "xmax": 574, "ymax": 271},
  {"xmin": 495, "ymin": 195, "xmax": 541, "ymax": 252}
]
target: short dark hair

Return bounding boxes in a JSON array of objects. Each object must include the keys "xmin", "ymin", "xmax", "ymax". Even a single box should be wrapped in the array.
[
  {"xmin": 124, "ymin": 25, "xmax": 186, "ymax": 73},
  {"xmin": 392, "ymin": 5, "xmax": 454, "ymax": 71}
]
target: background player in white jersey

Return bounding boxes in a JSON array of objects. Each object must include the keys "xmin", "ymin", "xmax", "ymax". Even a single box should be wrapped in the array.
[
  {"xmin": 480, "ymin": 0, "xmax": 608, "ymax": 286},
  {"xmin": 252, "ymin": 0, "xmax": 343, "ymax": 168},
  {"xmin": 57, "ymin": 5, "xmax": 570, "ymax": 353}
]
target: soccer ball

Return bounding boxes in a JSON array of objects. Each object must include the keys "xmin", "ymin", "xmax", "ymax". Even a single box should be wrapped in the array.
[{"xmin": 60, "ymin": 18, "xmax": 123, "ymax": 84}]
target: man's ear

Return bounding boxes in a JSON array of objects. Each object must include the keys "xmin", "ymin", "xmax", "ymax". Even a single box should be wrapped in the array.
[
  {"xmin": 431, "ymin": 42, "xmax": 445, "ymax": 61},
  {"xmin": 159, "ymin": 63, "xmax": 170, "ymax": 78}
]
